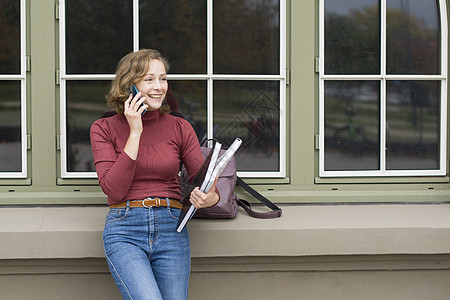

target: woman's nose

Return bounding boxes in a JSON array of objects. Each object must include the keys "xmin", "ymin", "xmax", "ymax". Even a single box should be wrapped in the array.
[{"xmin": 153, "ymin": 80, "xmax": 162, "ymax": 90}]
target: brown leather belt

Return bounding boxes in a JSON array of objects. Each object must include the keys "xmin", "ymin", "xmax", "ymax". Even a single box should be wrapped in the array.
[{"xmin": 109, "ymin": 197, "xmax": 183, "ymax": 210}]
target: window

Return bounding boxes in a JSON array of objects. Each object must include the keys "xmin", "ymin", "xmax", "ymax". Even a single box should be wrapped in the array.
[
  {"xmin": 0, "ymin": 0, "xmax": 26, "ymax": 178},
  {"xmin": 319, "ymin": 0, "xmax": 447, "ymax": 177},
  {"xmin": 59, "ymin": 0, "xmax": 286, "ymax": 178}
]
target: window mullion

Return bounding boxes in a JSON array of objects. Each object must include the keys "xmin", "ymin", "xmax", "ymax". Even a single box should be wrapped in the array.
[
  {"xmin": 439, "ymin": 0, "xmax": 448, "ymax": 174},
  {"xmin": 133, "ymin": 0, "xmax": 139, "ymax": 51},
  {"xmin": 380, "ymin": 79, "xmax": 386, "ymax": 174},
  {"xmin": 380, "ymin": 0, "xmax": 386, "ymax": 77},
  {"xmin": 207, "ymin": 0, "xmax": 213, "ymax": 140},
  {"xmin": 59, "ymin": 0, "xmax": 66, "ymax": 76},
  {"xmin": 380, "ymin": 0, "xmax": 386, "ymax": 174},
  {"xmin": 319, "ymin": 0, "xmax": 325, "ymax": 176},
  {"xmin": 20, "ymin": 0, "xmax": 27, "ymax": 178},
  {"xmin": 59, "ymin": 0, "xmax": 67, "ymax": 178}
]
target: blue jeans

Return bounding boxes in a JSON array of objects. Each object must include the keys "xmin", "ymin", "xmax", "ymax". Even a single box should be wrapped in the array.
[{"xmin": 103, "ymin": 202, "xmax": 190, "ymax": 300}]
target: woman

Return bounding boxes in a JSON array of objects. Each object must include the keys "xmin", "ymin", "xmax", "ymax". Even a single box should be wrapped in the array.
[{"xmin": 90, "ymin": 49, "xmax": 219, "ymax": 300}]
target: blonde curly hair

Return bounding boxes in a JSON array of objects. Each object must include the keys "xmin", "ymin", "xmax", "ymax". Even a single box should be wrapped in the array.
[{"xmin": 106, "ymin": 49, "xmax": 171, "ymax": 115}]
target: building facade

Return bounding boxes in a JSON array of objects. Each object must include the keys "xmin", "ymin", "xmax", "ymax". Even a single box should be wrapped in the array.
[{"xmin": 1, "ymin": 1, "xmax": 450, "ymax": 299}]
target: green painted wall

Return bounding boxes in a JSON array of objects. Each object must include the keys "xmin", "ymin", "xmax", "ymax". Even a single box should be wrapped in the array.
[{"xmin": 0, "ymin": 0, "xmax": 449, "ymax": 205}]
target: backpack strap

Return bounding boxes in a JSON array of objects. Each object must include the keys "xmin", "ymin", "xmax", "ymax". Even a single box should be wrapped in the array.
[{"xmin": 236, "ymin": 177, "xmax": 282, "ymax": 219}]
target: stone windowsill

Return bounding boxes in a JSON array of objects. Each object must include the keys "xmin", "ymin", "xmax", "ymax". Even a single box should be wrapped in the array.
[{"xmin": 1, "ymin": 204, "xmax": 450, "ymax": 260}]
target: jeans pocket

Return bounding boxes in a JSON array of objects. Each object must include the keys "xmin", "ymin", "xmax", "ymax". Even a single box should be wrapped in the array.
[
  {"xmin": 105, "ymin": 208, "xmax": 129, "ymax": 224},
  {"xmin": 167, "ymin": 207, "xmax": 181, "ymax": 221}
]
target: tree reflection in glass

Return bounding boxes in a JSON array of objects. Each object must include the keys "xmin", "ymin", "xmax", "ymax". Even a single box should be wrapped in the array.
[
  {"xmin": 324, "ymin": 81, "xmax": 380, "ymax": 171},
  {"xmin": 0, "ymin": 81, "xmax": 21, "ymax": 172},
  {"xmin": 325, "ymin": 0, "xmax": 380, "ymax": 75},
  {"xmin": 66, "ymin": 81, "xmax": 110, "ymax": 172},
  {"xmin": 0, "ymin": 0, "xmax": 20, "ymax": 74},
  {"xmin": 387, "ymin": 0, "xmax": 440, "ymax": 75},
  {"xmin": 214, "ymin": 0, "xmax": 280, "ymax": 74},
  {"xmin": 139, "ymin": 1, "xmax": 207, "ymax": 74},
  {"xmin": 213, "ymin": 81, "xmax": 280, "ymax": 172},
  {"xmin": 65, "ymin": 0, "xmax": 133, "ymax": 74},
  {"xmin": 386, "ymin": 81, "xmax": 440, "ymax": 170}
]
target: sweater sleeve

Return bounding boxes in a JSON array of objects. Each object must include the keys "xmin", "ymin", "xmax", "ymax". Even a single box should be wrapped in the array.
[
  {"xmin": 177, "ymin": 118, "xmax": 204, "ymax": 181},
  {"xmin": 90, "ymin": 120, "xmax": 137, "ymax": 203}
]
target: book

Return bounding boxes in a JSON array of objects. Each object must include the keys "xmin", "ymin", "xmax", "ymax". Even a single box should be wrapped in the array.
[{"xmin": 176, "ymin": 138, "xmax": 242, "ymax": 232}]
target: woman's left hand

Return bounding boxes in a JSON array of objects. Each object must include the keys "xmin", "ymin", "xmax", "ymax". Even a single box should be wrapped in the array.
[{"xmin": 189, "ymin": 178, "xmax": 219, "ymax": 209}]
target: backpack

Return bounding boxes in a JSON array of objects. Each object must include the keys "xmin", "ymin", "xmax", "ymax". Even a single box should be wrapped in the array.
[{"xmin": 181, "ymin": 141, "xmax": 282, "ymax": 219}]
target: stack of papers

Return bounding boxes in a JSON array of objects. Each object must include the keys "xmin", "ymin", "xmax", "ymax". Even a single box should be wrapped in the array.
[{"xmin": 176, "ymin": 138, "xmax": 242, "ymax": 232}]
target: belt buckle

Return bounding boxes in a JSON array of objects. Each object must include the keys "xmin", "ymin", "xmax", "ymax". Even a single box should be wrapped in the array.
[
  {"xmin": 142, "ymin": 197, "xmax": 161, "ymax": 208},
  {"xmin": 142, "ymin": 198, "xmax": 149, "ymax": 208}
]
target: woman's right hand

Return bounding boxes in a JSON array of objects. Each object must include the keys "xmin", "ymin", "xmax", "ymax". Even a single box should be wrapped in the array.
[
  {"xmin": 123, "ymin": 92, "xmax": 148, "ymax": 134},
  {"xmin": 122, "ymin": 93, "xmax": 148, "ymax": 160}
]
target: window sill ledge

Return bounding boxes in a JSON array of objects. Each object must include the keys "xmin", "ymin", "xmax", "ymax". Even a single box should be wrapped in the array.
[{"xmin": 1, "ymin": 204, "xmax": 450, "ymax": 259}]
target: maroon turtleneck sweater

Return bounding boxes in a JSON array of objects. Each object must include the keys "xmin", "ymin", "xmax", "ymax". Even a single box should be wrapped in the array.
[{"xmin": 90, "ymin": 110, "xmax": 204, "ymax": 206}]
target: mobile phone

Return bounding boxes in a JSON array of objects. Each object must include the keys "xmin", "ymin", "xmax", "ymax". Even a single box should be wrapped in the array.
[{"xmin": 131, "ymin": 85, "xmax": 147, "ymax": 116}]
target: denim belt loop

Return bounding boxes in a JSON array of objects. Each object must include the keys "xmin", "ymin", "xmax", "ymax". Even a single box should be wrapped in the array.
[{"xmin": 166, "ymin": 198, "xmax": 170, "ymax": 208}]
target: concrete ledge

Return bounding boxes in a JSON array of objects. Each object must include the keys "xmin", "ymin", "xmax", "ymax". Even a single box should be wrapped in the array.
[{"xmin": 1, "ymin": 204, "xmax": 450, "ymax": 259}]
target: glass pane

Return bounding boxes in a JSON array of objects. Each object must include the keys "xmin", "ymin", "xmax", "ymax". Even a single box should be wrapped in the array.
[
  {"xmin": 65, "ymin": 0, "xmax": 133, "ymax": 74},
  {"xmin": 324, "ymin": 81, "xmax": 380, "ymax": 171},
  {"xmin": 169, "ymin": 81, "xmax": 207, "ymax": 142},
  {"xmin": 214, "ymin": 0, "xmax": 280, "ymax": 74},
  {"xmin": 386, "ymin": 81, "xmax": 440, "ymax": 170},
  {"xmin": 214, "ymin": 81, "xmax": 280, "ymax": 172},
  {"xmin": 324, "ymin": 0, "xmax": 380, "ymax": 75},
  {"xmin": 0, "ymin": 81, "xmax": 21, "ymax": 172},
  {"xmin": 0, "ymin": 0, "xmax": 21, "ymax": 74},
  {"xmin": 386, "ymin": 0, "xmax": 440, "ymax": 74},
  {"xmin": 140, "ymin": 1, "xmax": 207, "ymax": 74},
  {"xmin": 66, "ymin": 81, "xmax": 111, "ymax": 172}
]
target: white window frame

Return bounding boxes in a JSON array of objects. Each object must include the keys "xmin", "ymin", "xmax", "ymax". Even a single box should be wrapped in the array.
[
  {"xmin": 318, "ymin": 0, "xmax": 448, "ymax": 177},
  {"xmin": 0, "ymin": 0, "xmax": 27, "ymax": 178},
  {"xmin": 59, "ymin": 0, "xmax": 286, "ymax": 178}
]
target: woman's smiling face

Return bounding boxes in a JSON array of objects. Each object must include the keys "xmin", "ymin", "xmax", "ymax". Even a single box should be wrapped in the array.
[{"xmin": 135, "ymin": 59, "xmax": 168, "ymax": 112}]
